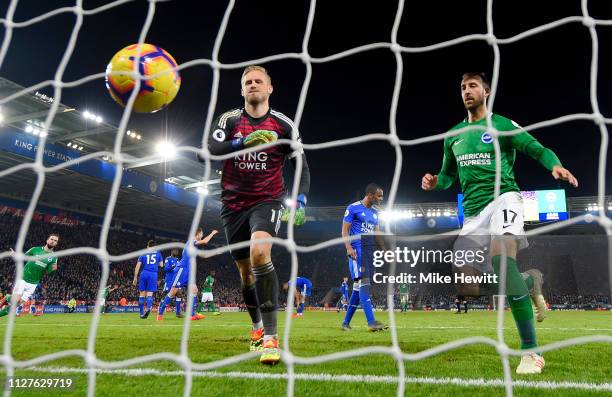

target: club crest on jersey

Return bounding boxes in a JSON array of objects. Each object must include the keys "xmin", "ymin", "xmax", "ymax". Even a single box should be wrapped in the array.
[
  {"xmin": 213, "ymin": 129, "xmax": 226, "ymax": 142},
  {"xmin": 481, "ymin": 132, "xmax": 493, "ymax": 144}
]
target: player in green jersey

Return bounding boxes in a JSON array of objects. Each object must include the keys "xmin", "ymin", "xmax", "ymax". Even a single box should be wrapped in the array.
[
  {"xmin": 100, "ymin": 285, "xmax": 119, "ymax": 314},
  {"xmin": 422, "ymin": 73, "xmax": 578, "ymax": 374},
  {"xmin": 11, "ymin": 233, "xmax": 59, "ymax": 317},
  {"xmin": 199, "ymin": 271, "xmax": 220, "ymax": 315},
  {"xmin": 398, "ymin": 283, "xmax": 410, "ymax": 312},
  {"xmin": 0, "ymin": 293, "xmax": 12, "ymax": 317}
]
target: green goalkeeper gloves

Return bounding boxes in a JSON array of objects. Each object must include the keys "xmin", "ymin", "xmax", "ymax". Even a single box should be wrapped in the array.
[
  {"xmin": 281, "ymin": 194, "xmax": 307, "ymax": 226},
  {"xmin": 243, "ymin": 130, "xmax": 278, "ymax": 148}
]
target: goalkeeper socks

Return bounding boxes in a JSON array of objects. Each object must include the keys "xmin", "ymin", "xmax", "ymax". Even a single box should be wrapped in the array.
[
  {"xmin": 138, "ymin": 297, "xmax": 145, "ymax": 316},
  {"xmin": 159, "ymin": 294, "xmax": 172, "ymax": 316},
  {"xmin": 253, "ymin": 262, "xmax": 278, "ymax": 336},
  {"xmin": 146, "ymin": 297, "xmax": 153, "ymax": 312},
  {"xmin": 175, "ymin": 298, "xmax": 181, "ymax": 315},
  {"xmin": 522, "ymin": 272, "xmax": 534, "ymax": 290},
  {"xmin": 242, "ymin": 282, "xmax": 262, "ymax": 326},
  {"xmin": 297, "ymin": 303, "xmax": 305, "ymax": 314},
  {"xmin": 343, "ymin": 285, "xmax": 360, "ymax": 325},
  {"xmin": 358, "ymin": 282, "xmax": 375, "ymax": 325},
  {"xmin": 492, "ymin": 255, "xmax": 537, "ymax": 349}
]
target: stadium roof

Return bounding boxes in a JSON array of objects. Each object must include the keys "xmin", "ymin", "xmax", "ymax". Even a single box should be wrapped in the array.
[
  {"xmin": 1, "ymin": 76, "xmax": 610, "ymax": 235},
  {"xmin": 0, "ymin": 76, "xmax": 222, "ymax": 233}
]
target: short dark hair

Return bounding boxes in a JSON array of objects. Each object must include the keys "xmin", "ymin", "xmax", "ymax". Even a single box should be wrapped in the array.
[
  {"xmin": 171, "ymin": 248, "xmax": 179, "ymax": 257},
  {"xmin": 365, "ymin": 183, "xmax": 382, "ymax": 195},
  {"xmin": 48, "ymin": 233, "xmax": 59, "ymax": 239},
  {"xmin": 462, "ymin": 72, "xmax": 490, "ymax": 90},
  {"xmin": 196, "ymin": 227, "xmax": 203, "ymax": 235},
  {"xmin": 147, "ymin": 240, "xmax": 155, "ymax": 247}
]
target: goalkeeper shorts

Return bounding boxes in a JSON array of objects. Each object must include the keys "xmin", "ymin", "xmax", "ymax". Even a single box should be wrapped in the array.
[{"xmin": 221, "ymin": 200, "xmax": 284, "ymax": 261}]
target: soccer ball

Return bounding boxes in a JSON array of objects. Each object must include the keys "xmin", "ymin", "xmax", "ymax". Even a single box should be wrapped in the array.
[{"xmin": 104, "ymin": 44, "xmax": 181, "ymax": 113}]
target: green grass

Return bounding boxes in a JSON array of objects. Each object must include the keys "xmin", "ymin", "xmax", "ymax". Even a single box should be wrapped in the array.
[{"xmin": 0, "ymin": 310, "xmax": 610, "ymax": 396}]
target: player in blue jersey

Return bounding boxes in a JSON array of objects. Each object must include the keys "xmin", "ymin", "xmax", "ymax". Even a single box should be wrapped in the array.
[
  {"xmin": 341, "ymin": 183, "xmax": 388, "ymax": 332},
  {"xmin": 337, "ymin": 277, "xmax": 349, "ymax": 312},
  {"xmin": 156, "ymin": 227, "xmax": 218, "ymax": 321},
  {"xmin": 162, "ymin": 249, "xmax": 183, "ymax": 318},
  {"xmin": 132, "ymin": 240, "xmax": 163, "ymax": 319},
  {"xmin": 283, "ymin": 276, "xmax": 312, "ymax": 318}
]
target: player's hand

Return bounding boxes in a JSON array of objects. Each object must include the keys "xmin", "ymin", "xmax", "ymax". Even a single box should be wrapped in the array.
[
  {"xmin": 346, "ymin": 246, "xmax": 357, "ymax": 260},
  {"xmin": 552, "ymin": 165, "xmax": 578, "ymax": 187},
  {"xmin": 211, "ymin": 230, "xmax": 219, "ymax": 235},
  {"xmin": 281, "ymin": 194, "xmax": 307, "ymax": 226},
  {"xmin": 421, "ymin": 173, "xmax": 438, "ymax": 191},
  {"xmin": 243, "ymin": 130, "xmax": 278, "ymax": 148},
  {"xmin": 281, "ymin": 207, "xmax": 305, "ymax": 225},
  {"xmin": 132, "ymin": 279, "xmax": 137, "ymax": 287}
]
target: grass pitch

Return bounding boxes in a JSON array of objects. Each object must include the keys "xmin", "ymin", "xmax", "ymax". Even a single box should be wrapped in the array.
[{"xmin": 0, "ymin": 310, "xmax": 610, "ymax": 396}]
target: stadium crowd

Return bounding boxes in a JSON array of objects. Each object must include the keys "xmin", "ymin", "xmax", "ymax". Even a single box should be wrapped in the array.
[{"xmin": 1, "ymin": 214, "xmax": 610, "ymax": 309}]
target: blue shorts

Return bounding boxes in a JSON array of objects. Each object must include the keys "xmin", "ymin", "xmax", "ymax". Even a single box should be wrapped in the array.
[
  {"xmin": 300, "ymin": 285, "xmax": 312, "ymax": 297},
  {"xmin": 348, "ymin": 245, "xmax": 363, "ymax": 280},
  {"xmin": 172, "ymin": 266, "xmax": 189, "ymax": 288},
  {"xmin": 163, "ymin": 275, "xmax": 174, "ymax": 292},
  {"xmin": 138, "ymin": 270, "xmax": 158, "ymax": 292}
]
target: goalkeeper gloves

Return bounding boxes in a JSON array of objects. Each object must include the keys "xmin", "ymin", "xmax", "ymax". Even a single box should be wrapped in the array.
[
  {"xmin": 232, "ymin": 129, "xmax": 278, "ymax": 149},
  {"xmin": 281, "ymin": 194, "xmax": 307, "ymax": 226}
]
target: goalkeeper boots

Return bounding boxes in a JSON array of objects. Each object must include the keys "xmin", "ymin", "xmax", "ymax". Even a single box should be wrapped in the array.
[
  {"xmin": 259, "ymin": 338, "xmax": 281, "ymax": 365},
  {"xmin": 516, "ymin": 353, "xmax": 545, "ymax": 374},
  {"xmin": 250, "ymin": 327, "xmax": 264, "ymax": 352},
  {"xmin": 368, "ymin": 321, "xmax": 389, "ymax": 332},
  {"xmin": 526, "ymin": 269, "xmax": 547, "ymax": 322}
]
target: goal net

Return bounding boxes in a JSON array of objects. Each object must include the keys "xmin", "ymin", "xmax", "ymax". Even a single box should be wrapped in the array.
[{"xmin": 0, "ymin": 1, "xmax": 611, "ymax": 397}]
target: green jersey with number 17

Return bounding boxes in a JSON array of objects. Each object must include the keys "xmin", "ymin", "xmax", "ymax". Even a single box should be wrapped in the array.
[{"xmin": 435, "ymin": 114, "xmax": 562, "ymax": 217}]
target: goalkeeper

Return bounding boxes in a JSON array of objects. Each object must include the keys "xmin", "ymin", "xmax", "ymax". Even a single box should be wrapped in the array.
[
  {"xmin": 205, "ymin": 65, "xmax": 310, "ymax": 365},
  {"xmin": 421, "ymin": 72, "xmax": 578, "ymax": 375}
]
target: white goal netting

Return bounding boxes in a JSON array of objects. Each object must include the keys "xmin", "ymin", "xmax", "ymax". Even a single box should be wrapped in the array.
[{"xmin": 0, "ymin": 1, "xmax": 611, "ymax": 396}]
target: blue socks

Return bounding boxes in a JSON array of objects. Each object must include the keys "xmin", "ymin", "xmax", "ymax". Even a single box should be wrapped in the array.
[
  {"xmin": 359, "ymin": 282, "xmax": 375, "ymax": 325},
  {"xmin": 297, "ymin": 303, "xmax": 305, "ymax": 314},
  {"xmin": 138, "ymin": 297, "xmax": 145, "ymax": 316},
  {"xmin": 191, "ymin": 297, "xmax": 198, "ymax": 316},
  {"xmin": 343, "ymin": 283, "xmax": 361, "ymax": 326},
  {"xmin": 159, "ymin": 294, "xmax": 172, "ymax": 316},
  {"xmin": 146, "ymin": 297, "xmax": 153, "ymax": 312},
  {"xmin": 175, "ymin": 297, "xmax": 181, "ymax": 315}
]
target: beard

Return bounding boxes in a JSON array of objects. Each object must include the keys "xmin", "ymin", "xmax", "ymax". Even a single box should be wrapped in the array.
[
  {"xmin": 245, "ymin": 92, "xmax": 268, "ymax": 106},
  {"xmin": 464, "ymin": 97, "xmax": 484, "ymax": 112}
]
